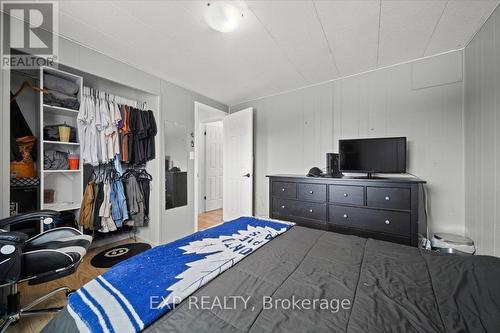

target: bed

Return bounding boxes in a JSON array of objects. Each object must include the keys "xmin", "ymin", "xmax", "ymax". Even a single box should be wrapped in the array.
[{"xmin": 43, "ymin": 218, "xmax": 500, "ymax": 333}]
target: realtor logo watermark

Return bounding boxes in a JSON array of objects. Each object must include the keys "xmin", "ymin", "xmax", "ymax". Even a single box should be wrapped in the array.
[{"xmin": 1, "ymin": 1, "xmax": 58, "ymax": 69}]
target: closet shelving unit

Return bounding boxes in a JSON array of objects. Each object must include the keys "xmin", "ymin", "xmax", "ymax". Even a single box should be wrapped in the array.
[{"xmin": 39, "ymin": 66, "xmax": 84, "ymax": 227}]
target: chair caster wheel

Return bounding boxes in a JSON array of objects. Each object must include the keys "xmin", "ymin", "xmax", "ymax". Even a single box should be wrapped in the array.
[{"xmin": 66, "ymin": 289, "xmax": 76, "ymax": 296}]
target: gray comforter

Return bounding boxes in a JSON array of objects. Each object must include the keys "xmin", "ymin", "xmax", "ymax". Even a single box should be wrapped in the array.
[{"xmin": 43, "ymin": 227, "xmax": 500, "ymax": 332}]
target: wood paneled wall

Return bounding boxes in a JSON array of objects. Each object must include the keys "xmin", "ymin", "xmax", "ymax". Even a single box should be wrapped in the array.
[
  {"xmin": 232, "ymin": 50, "xmax": 465, "ymax": 236},
  {"xmin": 464, "ymin": 5, "xmax": 500, "ymax": 256}
]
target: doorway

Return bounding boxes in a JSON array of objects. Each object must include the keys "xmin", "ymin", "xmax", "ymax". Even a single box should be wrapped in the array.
[
  {"xmin": 194, "ymin": 103, "xmax": 254, "ymax": 232},
  {"xmin": 194, "ymin": 102, "xmax": 227, "ymax": 231},
  {"xmin": 199, "ymin": 120, "xmax": 224, "ymax": 230}
]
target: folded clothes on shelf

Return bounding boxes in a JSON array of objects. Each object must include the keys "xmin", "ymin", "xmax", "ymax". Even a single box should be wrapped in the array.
[
  {"xmin": 44, "ymin": 74, "xmax": 80, "ymax": 96},
  {"xmin": 44, "ymin": 150, "xmax": 69, "ymax": 170},
  {"xmin": 44, "ymin": 89, "xmax": 80, "ymax": 110}
]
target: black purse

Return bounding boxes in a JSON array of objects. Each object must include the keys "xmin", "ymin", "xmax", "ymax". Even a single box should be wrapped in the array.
[{"xmin": 43, "ymin": 124, "xmax": 77, "ymax": 142}]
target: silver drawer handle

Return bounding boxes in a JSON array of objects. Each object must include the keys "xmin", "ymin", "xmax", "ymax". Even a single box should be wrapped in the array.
[
  {"xmin": 385, "ymin": 196, "xmax": 390, "ymax": 201},
  {"xmin": 385, "ymin": 220, "xmax": 390, "ymax": 225},
  {"xmin": 343, "ymin": 193, "xmax": 348, "ymax": 197},
  {"xmin": 309, "ymin": 209, "xmax": 313, "ymax": 213},
  {"xmin": 281, "ymin": 188, "xmax": 285, "ymax": 192},
  {"xmin": 309, "ymin": 190, "xmax": 314, "ymax": 194},
  {"xmin": 281, "ymin": 205, "xmax": 285, "ymax": 209},
  {"xmin": 343, "ymin": 214, "xmax": 348, "ymax": 219}
]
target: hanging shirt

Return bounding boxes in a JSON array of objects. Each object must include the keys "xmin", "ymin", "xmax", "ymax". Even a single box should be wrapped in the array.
[
  {"xmin": 78, "ymin": 91, "xmax": 99, "ymax": 166},
  {"xmin": 92, "ymin": 182, "xmax": 104, "ymax": 231},
  {"xmin": 94, "ymin": 97, "xmax": 104, "ymax": 164},
  {"xmin": 99, "ymin": 180, "xmax": 117, "ymax": 233},
  {"xmin": 110, "ymin": 178, "xmax": 128, "ymax": 227},
  {"xmin": 124, "ymin": 175, "xmax": 144, "ymax": 227},
  {"xmin": 100, "ymin": 97, "xmax": 112, "ymax": 163},
  {"xmin": 122, "ymin": 106, "xmax": 131, "ymax": 163},
  {"xmin": 137, "ymin": 175, "xmax": 151, "ymax": 225},
  {"xmin": 107, "ymin": 101, "xmax": 122, "ymax": 159},
  {"xmin": 78, "ymin": 181, "xmax": 95, "ymax": 229},
  {"xmin": 146, "ymin": 110, "xmax": 157, "ymax": 161},
  {"xmin": 104, "ymin": 100, "xmax": 115, "ymax": 161}
]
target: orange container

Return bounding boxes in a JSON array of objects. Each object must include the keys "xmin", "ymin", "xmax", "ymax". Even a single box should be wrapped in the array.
[{"xmin": 68, "ymin": 154, "xmax": 80, "ymax": 170}]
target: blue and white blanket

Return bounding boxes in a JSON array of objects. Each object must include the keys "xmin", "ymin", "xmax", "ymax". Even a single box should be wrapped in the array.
[{"xmin": 68, "ymin": 217, "xmax": 293, "ymax": 333}]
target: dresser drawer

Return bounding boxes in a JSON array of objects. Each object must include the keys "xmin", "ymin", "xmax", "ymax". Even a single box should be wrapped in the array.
[
  {"xmin": 329, "ymin": 185, "xmax": 364, "ymax": 205},
  {"xmin": 298, "ymin": 183, "xmax": 327, "ymax": 202},
  {"xmin": 329, "ymin": 205, "xmax": 411, "ymax": 236},
  {"xmin": 272, "ymin": 182, "xmax": 297, "ymax": 199},
  {"xmin": 294, "ymin": 201, "xmax": 327, "ymax": 221},
  {"xmin": 366, "ymin": 187, "xmax": 411, "ymax": 210},
  {"xmin": 271, "ymin": 198, "xmax": 296, "ymax": 217}
]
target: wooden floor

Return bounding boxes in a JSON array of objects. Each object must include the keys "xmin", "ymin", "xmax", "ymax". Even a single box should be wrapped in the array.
[
  {"xmin": 6, "ymin": 238, "xmax": 135, "ymax": 333},
  {"xmin": 198, "ymin": 209, "xmax": 223, "ymax": 231}
]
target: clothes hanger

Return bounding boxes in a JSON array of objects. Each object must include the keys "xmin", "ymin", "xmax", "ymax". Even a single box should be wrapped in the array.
[
  {"xmin": 88, "ymin": 168, "xmax": 97, "ymax": 183},
  {"xmin": 10, "ymin": 80, "xmax": 48, "ymax": 102},
  {"xmin": 138, "ymin": 168, "xmax": 152, "ymax": 180}
]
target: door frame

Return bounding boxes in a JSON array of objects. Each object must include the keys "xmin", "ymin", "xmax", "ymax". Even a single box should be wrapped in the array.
[{"xmin": 194, "ymin": 101, "xmax": 227, "ymax": 231}]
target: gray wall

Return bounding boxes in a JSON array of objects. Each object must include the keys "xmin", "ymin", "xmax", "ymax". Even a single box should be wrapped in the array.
[
  {"xmin": 232, "ymin": 50, "xmax": 465, "ymax": 236},
  {"xmin": 464, "ymin": 5, "xmax": 500, "ymax": 256}
]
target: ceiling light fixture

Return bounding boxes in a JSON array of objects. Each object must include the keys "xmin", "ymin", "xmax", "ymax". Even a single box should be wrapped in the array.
[{"xmin": 204, "ymin": 2, "xmax": 244, "ymax": 33}]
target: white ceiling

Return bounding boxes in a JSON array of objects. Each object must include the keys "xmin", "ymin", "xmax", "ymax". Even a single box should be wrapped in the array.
[{"xmin": 57, "ymin": 0, "xmax": 499, "ymax": 106}]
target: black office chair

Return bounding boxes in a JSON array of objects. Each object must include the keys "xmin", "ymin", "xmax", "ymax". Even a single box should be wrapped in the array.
[{"xmin": 0, "ymin": 210, "xmax": 92, "ymax": 332}]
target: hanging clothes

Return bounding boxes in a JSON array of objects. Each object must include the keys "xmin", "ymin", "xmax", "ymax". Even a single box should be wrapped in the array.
[
  {"xmin": 145, "ymin": 110, "xmax": 158, "ymax": 161},
  {"xmin": 99, "ymin": 180, "xmax": 117, "ymax": 233},
  {"xmin": 78, "ymin": 87, "xmax": 156, "ymax": 166},
  {"xmin": 78, "ymin": 88, "xmax": 98, "ymax": 166},
  {"xmin": 137, "ymin": 170, "xmax": 152, "ymax": 225},
  {"xmin": 79, "ymin": 181, "xmax": 95, "ymax": 229},
  {"xmin": 110, "ymin": 177, "xmax": 128, "ymax": 227},
  {"xmin": 123, "ymin": 174, "xmax": 145, "ymax": 227},
  {"xmin": 92, "ymin": 182, "xmax": 104, "ymax": 231},
  {"xmin": 77, "ymin": 163, "xmax": 152, "ymax": 232},
  {"xmin": 76, "ymin": 87, "xmax": 156, "ymax": 233}
]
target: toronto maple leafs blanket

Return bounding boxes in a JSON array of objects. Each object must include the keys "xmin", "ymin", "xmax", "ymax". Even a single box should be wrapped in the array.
[{"xmin": 66, "ymin": 217, "xmax": 293, "ymax": 333}]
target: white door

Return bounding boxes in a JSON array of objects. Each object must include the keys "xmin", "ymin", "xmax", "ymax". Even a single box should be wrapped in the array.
[
  {"xmin": 223, "ymin": 108, "xmax": 253, "ymax": 221},
  {"xmin": 205, "ymin": 122, "xmax": 223, "ymax": 211}
]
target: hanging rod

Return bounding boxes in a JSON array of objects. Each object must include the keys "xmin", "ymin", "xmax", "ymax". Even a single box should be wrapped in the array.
[{"xmin": 83, "ymin": 86, "xmax": 148, "ymax": 110}]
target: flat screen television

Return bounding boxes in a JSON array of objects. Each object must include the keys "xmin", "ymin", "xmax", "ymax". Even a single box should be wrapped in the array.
[{"xmin": 339, "ymin": 137, "xmax": 406, "ymax": 176}]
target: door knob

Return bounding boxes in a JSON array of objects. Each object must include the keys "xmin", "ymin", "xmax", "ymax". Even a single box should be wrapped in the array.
[{"xmin": 243, "ymin": 173, "xmax": 251, "ymax": 178}]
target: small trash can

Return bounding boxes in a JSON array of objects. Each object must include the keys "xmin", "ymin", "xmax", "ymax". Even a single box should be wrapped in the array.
[{"xmin": 431, "ymin": 233, "xmax": 475, "ymax": 255}]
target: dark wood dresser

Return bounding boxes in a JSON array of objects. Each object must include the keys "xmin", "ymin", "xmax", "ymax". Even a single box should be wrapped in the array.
[{"xmin": 267, "ymin": 174, "xmax": 426, "ymax": 246}]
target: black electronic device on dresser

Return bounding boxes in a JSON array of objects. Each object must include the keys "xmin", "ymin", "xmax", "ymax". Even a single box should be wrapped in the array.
[{"xmin": 267, "ymin": 175, "xmax": 426, "ymax": 246}]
